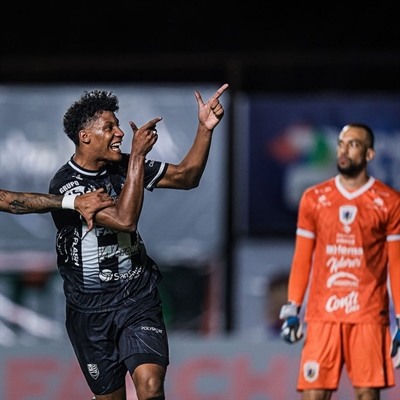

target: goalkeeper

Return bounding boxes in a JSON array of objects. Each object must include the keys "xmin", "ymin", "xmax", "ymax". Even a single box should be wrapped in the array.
[{"xmin": 279, "ymin": 123, "xmax": 400, "ymax": 399}]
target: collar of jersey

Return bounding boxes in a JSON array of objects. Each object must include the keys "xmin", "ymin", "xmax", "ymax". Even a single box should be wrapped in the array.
[
  {"xmin": 335, "ymin": 174, "xmax": 375, "ymax": 199},
  {"xmin": 68, "ymin": 156, "xmax": 108, "ymax": 177}
]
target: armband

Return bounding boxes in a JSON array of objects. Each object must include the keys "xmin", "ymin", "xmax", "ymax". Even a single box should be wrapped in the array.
[{"xmin": 61, "ymin": 194, "xmax": 78, "ymax": 210}]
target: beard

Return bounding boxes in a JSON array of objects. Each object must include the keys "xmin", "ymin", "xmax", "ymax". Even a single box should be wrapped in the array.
[{"xmin": 337, "ymin": 159, "xmax": 366, "ymax": 178}]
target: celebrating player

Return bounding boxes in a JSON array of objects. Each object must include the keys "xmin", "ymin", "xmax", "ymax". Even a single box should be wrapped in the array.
[{"xmin": 49, "ymin": 84, "xmax": 228, "ymax": 400}]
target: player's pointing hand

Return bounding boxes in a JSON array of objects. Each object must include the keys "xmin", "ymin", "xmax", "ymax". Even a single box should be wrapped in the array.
[{"xmin": 195, "ymin": 83, "xmax": 229, "ymax": 131}]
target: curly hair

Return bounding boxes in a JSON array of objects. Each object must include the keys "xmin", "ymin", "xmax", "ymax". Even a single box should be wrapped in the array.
[{"xmin": 63, "ymin": 90, "xmax": 119, "ymax": 145}]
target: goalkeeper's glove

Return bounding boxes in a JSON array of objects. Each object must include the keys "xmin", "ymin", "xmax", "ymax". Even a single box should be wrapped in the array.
[
  {"xmin": 279, "ymin": 301, "xmax": 303, "ymax": 344},
  {"xmin": 390, "ymin": 317, "xmax": 400, "ymax": 369}
]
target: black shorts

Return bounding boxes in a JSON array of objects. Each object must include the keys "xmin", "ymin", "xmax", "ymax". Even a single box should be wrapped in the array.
[{"xmin": 66, "ymin": 288, "xmax": 169, "ymax": 395}]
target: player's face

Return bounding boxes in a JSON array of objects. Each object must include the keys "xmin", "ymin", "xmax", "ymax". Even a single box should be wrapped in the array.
[
  {"xmin": 83, "ymin": 111, "xmax": 124, "ymax": 165},
  {"xmin": 336, "ymin": 126, "xmax": 374, "ymax": 177}
]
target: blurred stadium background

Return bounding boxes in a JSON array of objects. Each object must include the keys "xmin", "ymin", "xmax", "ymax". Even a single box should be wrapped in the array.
[{"xmin": 1, "ymin": 4, "xmax": 399, "ymax": 399}]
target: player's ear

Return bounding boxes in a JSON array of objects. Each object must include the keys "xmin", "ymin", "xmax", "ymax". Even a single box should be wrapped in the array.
[
  {"xmin": 79, "ymin": 130, "xmax": 90, "ymax": 144},
  {"xmin": 366, "ymin": 148, "xmax": 375, "ymax": 162}
]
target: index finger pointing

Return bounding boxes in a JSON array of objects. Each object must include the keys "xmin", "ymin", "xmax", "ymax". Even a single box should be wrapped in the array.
[
  {"xmin": 142, "ymin": 116, "xmax": 163, "ymax": 131},
  {"xmin": 211, "ymin": 83, "xmax": 229, "ymax": 100}
]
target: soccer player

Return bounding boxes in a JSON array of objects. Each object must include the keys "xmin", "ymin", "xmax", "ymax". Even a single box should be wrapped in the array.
[
  {"xmin": 279, "ymin": 123, "xmax": 400, "ymax": 400},
  {"xmin": 0, "ymin": 188, "xmax": 113, "ymax": 231},
  {"xmin": 48, "ymin": 84, "xmax": 228, "ymax": 400}
]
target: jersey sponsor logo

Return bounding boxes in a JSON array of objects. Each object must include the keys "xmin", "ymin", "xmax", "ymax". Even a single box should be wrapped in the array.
[
  {"xmin": 99, "ymin": 266, "xmax": 143, "ymax": 282},
  {"xmin": 327, "ymin": 272, "xmax": 359, "ymax": 288},
  {"xmin": 98, "ymin": 241, "xmax": 140, "ymax": 262},
  {"xmin": 87, "ymin": 363, "xmax": 99, "ymax": 380},
  {"xmin": 59, "ymin": 180, "xmax": 81, "ymax": 194},
  {"xmin": 326, "ymin": 244, "xmax": 362, "ymax": 284},
  {"xmin": 335, "ymin": 233, "xmax": 355, "ymax": 245},
  {"xmin": 327, "ymin": 255, "xmax": 362, "ymax": 273},
  {"xmin": 99, "ymin": 244, "xmax": 119, "ymax": 262},
  {"xmin": 303, "ymin": 360, "xmax": 319, "ymax": 382},
  {"xmin": 99, "ymin": 269, "xmax": 113, "ymax": 282},
  {"xmin": 326, "ymin": 290, "xmax": 360, "ymax": 314},
  {"xmin": 71, "ymin": 233, "xmax": 80, "ymax": 264},
  {"xmin": 326, "ymin": 244, "xmax": 363, "ymax": 256},
  {"xmin": 96, "ymin": 226, "xmax": 119, "ymax": 236},
  {"xmin": 339, "ymin": 205, "xmax": 357, "ymax": 233}
]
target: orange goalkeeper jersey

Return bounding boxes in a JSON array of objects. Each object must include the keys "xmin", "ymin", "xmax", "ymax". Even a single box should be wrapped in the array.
[{"xmin": 294, "ymin": 175, "xmax": 400, "ymax": 325}]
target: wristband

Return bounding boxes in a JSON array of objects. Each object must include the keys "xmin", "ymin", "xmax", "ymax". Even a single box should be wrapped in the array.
[
  {"xmin": 62, "ymin": 194, "xmax": 78, "ymax": 210},
  {"xmin": 279, "ymin": 301, "xmax": 301, "ymax": 319}
]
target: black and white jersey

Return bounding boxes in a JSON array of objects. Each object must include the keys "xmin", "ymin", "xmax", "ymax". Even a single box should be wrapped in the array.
[{"xmin": 49, "ymin": 154, "xmax": 168, "ymax": 313}]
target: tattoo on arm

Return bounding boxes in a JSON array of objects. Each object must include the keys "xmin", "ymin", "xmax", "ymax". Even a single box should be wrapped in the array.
[{"xmin": 0, "ymin": 190, "xmax": 63, "ymax": 214}]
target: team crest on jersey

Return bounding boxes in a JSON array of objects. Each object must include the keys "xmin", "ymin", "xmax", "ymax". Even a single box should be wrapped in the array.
[
  {"xmin": 87, "ymin": 363, "xmax": 99, "ymax": 380},
  {"xmin": 303, "ymin": 360, "xmax": 319, "ymax": 382},
  {"xmin": 339, "ymin": 205, "xmax": 357, "ymax": 233}
]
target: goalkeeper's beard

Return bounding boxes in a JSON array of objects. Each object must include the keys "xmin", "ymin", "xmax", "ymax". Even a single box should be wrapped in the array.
[{"xmin": 337, "ymin": 158, "xmax": 366, "ymax": 178}]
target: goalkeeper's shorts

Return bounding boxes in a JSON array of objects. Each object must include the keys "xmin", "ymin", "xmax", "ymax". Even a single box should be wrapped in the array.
[{"xmin": 297, "ymin": 321, "xmax": 395, "ymax": 390}]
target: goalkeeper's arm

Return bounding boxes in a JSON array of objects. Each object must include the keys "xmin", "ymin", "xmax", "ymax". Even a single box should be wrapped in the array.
[
  {"xmin": 391, "ymin": 317, "xmax": 400, "ymax": 368},
  {"xmin": 279, "ymin": 301, "xmax": 303, "ymax": 344},
  {"xmin": 278, "ymin": 235, "xmax": 313, "ymax": 345},
  {"xmin": 388, "ymin": 241, "xmax": 400, "ymax": 368}
]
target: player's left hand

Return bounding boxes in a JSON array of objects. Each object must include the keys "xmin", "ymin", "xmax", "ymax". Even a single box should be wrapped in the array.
[
  {"xmin": 195, "ymin": 83, "xmax": 229, "ymax": 131},
  {"xmin": 390, "ymin": 317, "xmax": 400, "ymax": 368},
  {"xmin": 75, "ymin": 189, "xmax": 115, "ymax": 232}
]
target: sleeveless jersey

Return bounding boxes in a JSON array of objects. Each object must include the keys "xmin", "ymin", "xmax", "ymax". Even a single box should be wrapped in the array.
[
  {"xmin": 297, "ymin": 175, "xmax": 400, "ymax": 325},
  {"xmin": 48, "ymin": 154, "xmax": 168, "ymax": 313}
]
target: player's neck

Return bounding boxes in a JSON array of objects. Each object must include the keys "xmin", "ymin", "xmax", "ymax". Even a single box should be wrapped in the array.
[{"xmin": 338, "ymin": 172, "xmax": 370, "ymax": 190}]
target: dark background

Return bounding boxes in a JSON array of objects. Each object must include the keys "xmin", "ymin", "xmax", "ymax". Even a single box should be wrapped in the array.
[
  {"xmin": 1, "ymin": 3, "xmax": 399, "ymax": 333},
  {"xmin": 1, "ymin": 4, "xmax": 399, "ymax": 93}
]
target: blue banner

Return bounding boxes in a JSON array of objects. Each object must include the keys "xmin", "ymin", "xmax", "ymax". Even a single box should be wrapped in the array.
[{"xmin": 246, "ymin": 94, "xmax": 400, "ymax": 236}]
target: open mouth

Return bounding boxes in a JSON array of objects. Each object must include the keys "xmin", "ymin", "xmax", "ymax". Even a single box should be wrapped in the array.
[{"xmin": 110, "ymin": 142, "xmax": 122, "ymax": 152}]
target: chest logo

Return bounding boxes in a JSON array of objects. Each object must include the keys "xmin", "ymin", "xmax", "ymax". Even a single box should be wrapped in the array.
[{"xmin": 339, "ymin": 205, "xmax": 357, "ymax": 233}]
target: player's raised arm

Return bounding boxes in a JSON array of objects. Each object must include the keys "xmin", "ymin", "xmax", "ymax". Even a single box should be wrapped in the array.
[{"xmin": 157, "ymin": 83, "xmax": 229, "ymax": 189}]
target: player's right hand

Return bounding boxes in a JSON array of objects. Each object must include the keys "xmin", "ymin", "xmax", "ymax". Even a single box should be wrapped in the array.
[
  {"xmin": 280, "ymin": 316, "xmax": 303, "ymax": 344},
  {"xmin": 279, "ymin": 302, "xmax": 303, "ymax": 344}
]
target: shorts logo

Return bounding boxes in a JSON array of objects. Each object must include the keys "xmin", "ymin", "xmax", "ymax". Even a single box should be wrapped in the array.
[
  {"xmin": 141, "ymin": 325, "xmax": 163, "ymax": 334},
  {"xmin": 87, "ymin": 363, "xmax": 99, "ymax": 380},
  {"xmin": 303, "ymin": 360, "xmax": 319, "ymax": 382}
]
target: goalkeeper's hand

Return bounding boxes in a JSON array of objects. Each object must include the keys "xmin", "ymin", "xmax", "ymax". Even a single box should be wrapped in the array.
[
  {"xmin": 390, "ymin": 317, "xmax": 400, "ymax": 368},
  {"xmin": 279, "ymin": 301, "xmax": 303, "ymax": 344}
]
